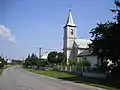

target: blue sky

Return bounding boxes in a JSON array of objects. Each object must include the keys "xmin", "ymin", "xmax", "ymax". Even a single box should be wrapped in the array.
[{"xmin": 0, "ymin": 0, "xmax": 115, "ymax": 59}]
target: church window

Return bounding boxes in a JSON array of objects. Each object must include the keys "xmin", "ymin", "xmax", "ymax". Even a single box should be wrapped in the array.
[
  {"xmin": 82, "ymin": 57, "xmax": 87, "ymax": 60},
  {"xmin": 70, "ymin": 29, "xmax": 73, "ymax": 35}
]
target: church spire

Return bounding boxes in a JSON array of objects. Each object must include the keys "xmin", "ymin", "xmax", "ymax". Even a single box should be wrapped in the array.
[{"xmin": 65, "ymin": 7, "xmax": 76, "ymax": 27}]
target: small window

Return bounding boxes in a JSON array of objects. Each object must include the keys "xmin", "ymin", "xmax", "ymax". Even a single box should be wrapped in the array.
[
  {"xmin": 70, "ymin": 29, "xmax": 73, "ymax": 35},
  {"xmin": 82, "ymin": 57, "xmax": 87, "ymax": 60}
]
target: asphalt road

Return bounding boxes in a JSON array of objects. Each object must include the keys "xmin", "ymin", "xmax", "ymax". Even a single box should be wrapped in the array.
[{"xmin": 0, "ymin": 66, "xmax": 105, "ymax": 90}]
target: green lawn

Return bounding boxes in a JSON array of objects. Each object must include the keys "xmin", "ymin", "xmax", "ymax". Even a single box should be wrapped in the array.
[
  {"xmin": 23, "ymin": 68, "xmax": 120, "ymax": 90},
  {"xmin": 24, "ymin": 68, "xmax": 77, "ymax": 78}
]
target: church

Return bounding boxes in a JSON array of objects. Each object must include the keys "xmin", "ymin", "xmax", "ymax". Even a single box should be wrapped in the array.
[{"xmin": 63, "ymin": 9, "xmax": 98, "ymax": 67}]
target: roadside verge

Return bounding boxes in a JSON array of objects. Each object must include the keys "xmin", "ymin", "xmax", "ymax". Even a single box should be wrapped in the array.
[
  {"xmin": 0, "ymin": 65, "xmax": 11, "ymax": 75},
  {"xmin": 22, "ymin": 67, "xmax": 119, "ymax": 90}
]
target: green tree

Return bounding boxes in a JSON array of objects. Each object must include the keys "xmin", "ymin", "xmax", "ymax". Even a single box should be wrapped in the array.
[
  {"xmin": 23, "ymin": 53, "xmax": 39, "ymax": 68},
  {"xmin": 57, "ymin": 52, "xmax": 66, "ymax": 65},
  {"xmin": 111, "ymin": 0, "xmax": 120, "ymax": 23},
  {"xmin": 69, "ymin": 59, "xmax": 90, "ymax": 67},
  {"xmin": 81, "ymin": 60, "xmax": 91, "ymax": 67},
  {"xmin": 47, "ymin": 51, "xmax": 58, "ymax": 66},
  {"xmin": 30, "ymin": 53, "xmax": 38, "ymax": 67},
  {"xmin": 40, "ymin": 60, "xmax": 49, "ymax": 67},
  {"xmin": 35, "ymin": 59, "xmax": 41, "ymax": 69},
  {"xmin": 89, "ymin": 1, "xmax": 120, "ymax": 80},
  {"xmin": 47, "ymin": 51, "xmax": 66, "ymax": 70},
  {"xmin": 24, "ymin": 55, "xmax": 31, "ymax": 68},
  {"xmin": 0, "ymin": 56, "xmax": 5, "ymax": 68},
  {"xmin": 69, "ymin": 60, "xmax": 77, "ymax": 66}
]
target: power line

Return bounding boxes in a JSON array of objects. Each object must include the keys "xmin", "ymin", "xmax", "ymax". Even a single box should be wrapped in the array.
[
  {"xmin": 30, "ymin": 46, "xmax": 63, "ymax": 59},
  {"xmin": 32, "ymin": 46, "xmax": 62, "ymax": 51}
]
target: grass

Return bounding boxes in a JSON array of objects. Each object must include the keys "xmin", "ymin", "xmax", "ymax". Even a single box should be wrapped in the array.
[
  {"xmin": 0, "ymin": 69, "xmax": 3, "ymax": 75},
  {"xmin": 23, "ymin": 67, "xmax": 120, "ymax": 90},
  {"xmin": 59, "ymin": 76, "xmax": 119, "ymax": 90},
  {"xmin": 24, "ymin": 68, "xmax": 77, "ymax": 78},
  {"xmin": 0, "ymin": 65, "xmax": 11, "ymax": 75}
]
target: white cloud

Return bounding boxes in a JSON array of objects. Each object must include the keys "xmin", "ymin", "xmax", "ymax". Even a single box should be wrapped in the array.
[{"xmin": 0, "ymin": 25, "xmax": 16, "ymax": 43}]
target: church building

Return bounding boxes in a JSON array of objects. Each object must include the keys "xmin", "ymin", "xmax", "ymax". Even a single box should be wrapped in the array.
[{"xmin": 63, "ymin": 9, "xmax": 98, "ymax": 67}]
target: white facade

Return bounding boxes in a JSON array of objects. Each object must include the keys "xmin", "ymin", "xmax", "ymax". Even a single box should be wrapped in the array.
[
  {"xmin": 87, "ymin": 56, "xmax": 98, "ymax": 67},
  {"xmin": 79, "ymin": 56, "xmax": 98, "ymax": 67},
  {"xmin": 63, "ymin": 9, "xmax": 92, "ymax": 65},
  {"xmin": 41, "ymin": 53, "xmax": 49, "ymax": 60}
]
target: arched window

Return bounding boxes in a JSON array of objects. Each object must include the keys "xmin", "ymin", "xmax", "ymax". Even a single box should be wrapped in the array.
[{"xmin": 70, "ymin": 29, "xmax": 73, "ymax": 35}]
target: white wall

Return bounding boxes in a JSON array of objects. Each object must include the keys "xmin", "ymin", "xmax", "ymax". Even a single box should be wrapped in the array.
[
  {"xmin": 79, "ymin": 56, "xmax": 98, "ymax": 67},
  {"xmin": 87, "ymin": 56, "xmax": 97, "ymax": 67},
  {"xmin": 63, "ymin": 24, "xmax": 77, "ymax": 64},
  {"xmin": 78, "ymin": 49, "xmax": 84, "ymax": 55}
]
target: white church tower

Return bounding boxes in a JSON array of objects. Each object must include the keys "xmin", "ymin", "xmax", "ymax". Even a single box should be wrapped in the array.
[{"xmin": 63, "ymin": 8, "xmax": 77, "ymax": 64}]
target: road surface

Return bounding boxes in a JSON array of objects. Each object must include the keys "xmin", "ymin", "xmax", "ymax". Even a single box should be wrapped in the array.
[{"xmin": 0, "ymin": 66, "xmax": 105, "ymax": 90}]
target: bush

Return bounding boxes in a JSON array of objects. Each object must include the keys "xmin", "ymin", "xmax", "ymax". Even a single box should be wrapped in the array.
[{"xmin": 0, "ymin": 56, "xmax": 5, "ymax": 68}]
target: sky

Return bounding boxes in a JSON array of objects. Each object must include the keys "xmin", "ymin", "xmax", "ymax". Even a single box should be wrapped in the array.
[{"xmin": 0, "ymin": 0, "xmax": 116, "ymax": 60}]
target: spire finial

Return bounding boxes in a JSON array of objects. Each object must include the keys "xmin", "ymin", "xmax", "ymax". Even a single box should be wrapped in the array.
[
  {"xmin": 64, "ymin": 5, "xmax": 76, "ymax": 27},
  {"xmin": 69, "ymin": 5, "xmax": 71, "ymax": 11}
]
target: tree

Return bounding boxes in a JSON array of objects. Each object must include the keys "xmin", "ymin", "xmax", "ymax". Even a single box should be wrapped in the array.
[
  {"xmin": 24, "ymin": 55, "xmax": 32, "ymax": 68},
  {"xmin": 40, "ymin": 60, "xmax": 49, "ymax": 67},
  {"xmin": 89, "ymin": 1, "xmax": 120, "ymax": 80},
  {"xmin": 89, "ymin": 22, "xmax": 116, "ymax": 60},
  {"xmin": 81, "ymin": 60, "xmax": 91, "ymax": 67},
  {"xmin": 0, "ymin": 56, "xmax": 5, "ymax": 68},
  {"xmin": 47, "ymin": 51, "xmax": 58, "ymax": 65},
  {"xmin": 57, "ymin": 52, "xmax": 66, "ymax": 65},
  {"xmin": 48, "ymin": 51, "xmax": 66, "ymax": 65},
  {"xmin": 23, "ymin": 53, "xmax": 39, "ymax": 68},
  {"xmin": 111, "ymin": 0, "xmax": 120, "ymax": 23},
  {"xmin": 30, "ymin": 53, "xmax": 38, "ymax": 67},
  {"xmin": 69, "ymin": 60, "xmax": 77, "ymax": 66}
]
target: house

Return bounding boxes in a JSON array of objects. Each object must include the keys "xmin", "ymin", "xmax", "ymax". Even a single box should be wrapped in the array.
[
  {"xmin": 77, "ymin": 49, "xmax": 98, "ymax": 67},
  {"xmin": 41, "ymin": 52, "xmax": 49, "ymax": 60}
]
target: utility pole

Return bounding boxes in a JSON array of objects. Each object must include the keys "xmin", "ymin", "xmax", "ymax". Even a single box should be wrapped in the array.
[{"xmin": 39, "ymin": 47, "xmax": 41, "ymax": 60}]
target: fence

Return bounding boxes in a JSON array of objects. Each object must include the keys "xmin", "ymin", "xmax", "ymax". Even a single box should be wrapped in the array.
[{"xmin": 57, "ymin": 65, "xmax": 106, "ymax": 78}]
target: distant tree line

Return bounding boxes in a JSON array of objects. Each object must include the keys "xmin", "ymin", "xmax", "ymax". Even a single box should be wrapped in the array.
[
  {"xmin": 23, "ymin": 51, "xmax": 91, "ymax": 73},
  {"xmin": 11, "ymin": 59, "xmax": 23, "ymax": 65},
  {"xmin": 23, "ymin": 51, "xmax": 66, "ymax": 70}
]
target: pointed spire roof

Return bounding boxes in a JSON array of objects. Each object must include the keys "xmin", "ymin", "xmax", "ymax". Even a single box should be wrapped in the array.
[{"xmin": 64, "ymin": 8, "xmax": 76, "ymax": 27}]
